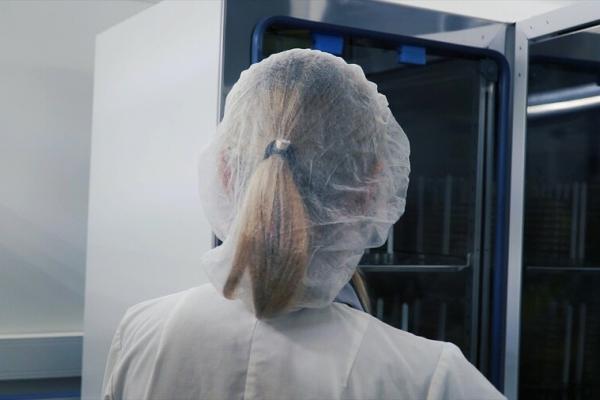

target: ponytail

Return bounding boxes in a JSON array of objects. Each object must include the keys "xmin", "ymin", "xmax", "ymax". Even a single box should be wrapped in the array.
[{"xmin": 223, "ymin": 154, "xmax": 309, "ymax": 318}]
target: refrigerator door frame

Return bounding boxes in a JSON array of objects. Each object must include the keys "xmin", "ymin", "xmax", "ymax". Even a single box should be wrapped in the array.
[
  {"xmin": 221, "ymin": 0, "xmax": 510, "ymax": 107},
  {"xmin": 222, "ymin": 0, "xmax": 512, "ymax": 392},
  {"xmin": 506, "ymin": 4, "xmax": 600, "ymax": 400}
]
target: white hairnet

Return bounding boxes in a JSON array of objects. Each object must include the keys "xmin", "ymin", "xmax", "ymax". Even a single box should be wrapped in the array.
[{"xmin": 198, "ymin": 48, "xmax": 410, "ymax": 314}]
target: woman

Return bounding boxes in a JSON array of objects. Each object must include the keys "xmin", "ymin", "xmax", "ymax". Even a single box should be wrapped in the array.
[{"xmin": 102, "ymin": 48, "xmax": 505, "ymax": 400}]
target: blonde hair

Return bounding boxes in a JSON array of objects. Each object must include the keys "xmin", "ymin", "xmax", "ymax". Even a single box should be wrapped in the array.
[
  {"xmin": 222, "ymin": 147, "xmax": 371, "ymax": 318},
  {"xmin": 223, "ymin": 155, "xmax": 310, "ymax": 318}
]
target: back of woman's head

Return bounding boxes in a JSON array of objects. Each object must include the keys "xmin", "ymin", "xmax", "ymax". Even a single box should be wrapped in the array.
[{"xmin": 198, "ymin": 49, "xmax": 410, "ymax": 318}]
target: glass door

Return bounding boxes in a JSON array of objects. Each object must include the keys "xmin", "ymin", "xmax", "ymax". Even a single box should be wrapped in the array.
[
  {"xmin": 360, "ymin": 55, "xmax": 494, "ymax": 364},
  {"xmin": 253, "ymin": 17, "xmax": 507, "ymax": 371},
  {"xmin": 520, "ymin": 25, "xmax": 600, "ymax": 400}
]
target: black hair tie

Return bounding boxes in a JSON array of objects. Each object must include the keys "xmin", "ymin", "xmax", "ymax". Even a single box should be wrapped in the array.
[
  {"xmin": 264, "ymin": 139, "xmax": 306, "ymax": 190},
  {"xmin": 264, "ymin": 139, "xmax": 294, "ymax": 162}
]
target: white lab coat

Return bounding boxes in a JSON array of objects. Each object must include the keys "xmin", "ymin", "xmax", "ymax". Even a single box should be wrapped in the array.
[{"xmin": 102, "ymin": 283, "xmax": 506, "ymax": 400}]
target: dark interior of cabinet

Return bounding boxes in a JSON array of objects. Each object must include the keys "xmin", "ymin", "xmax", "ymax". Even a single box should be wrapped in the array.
[{"xmin": 520, "ymin": 28, "xmax": 600, "ymax": 400}]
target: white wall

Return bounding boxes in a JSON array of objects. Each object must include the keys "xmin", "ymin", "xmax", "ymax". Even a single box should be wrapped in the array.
[
  {"xmin": 82, "ymin": 1, "xmax": 221, "ymax": 397},
  {"xmin": 0, "ymin": 0, "xmax": 154, "ymax": 335}
]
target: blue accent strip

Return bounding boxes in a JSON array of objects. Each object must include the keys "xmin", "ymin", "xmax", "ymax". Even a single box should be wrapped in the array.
[
  {"xmin": 252, "ymin": 16, "xmax": 510, "ymax": 64},
  {"xmin": 251, "ymin": 15, "xmax": 511, "ymax": 391},
  {"xmin": 0, "ymin": 391, "xmax": 80, "ymax": 400},
  {"xmin": 312, "ymin": 33, "xmax": 344, "ymax": 55},
  {"xmin": 398, "ymin": 45, "xmax": 426, "ymax": 65}
]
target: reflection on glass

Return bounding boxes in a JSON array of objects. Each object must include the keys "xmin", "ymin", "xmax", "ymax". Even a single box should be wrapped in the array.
[
  {"xmin": 521, "ymin": 26, "xmax": 600, "ymax": 399},
  {"xmin": 521, "ymin": 271, "xmax": 600, "ymax": 399}
]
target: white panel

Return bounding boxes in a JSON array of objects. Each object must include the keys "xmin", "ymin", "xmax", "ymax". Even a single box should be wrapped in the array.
[
  {"xmin": 0, "ymin": 0, "xmax": 151, "ymax": 336},
  {"xmin": 81, "ymin": 0, "xmax": 222, "ymax": 397}
]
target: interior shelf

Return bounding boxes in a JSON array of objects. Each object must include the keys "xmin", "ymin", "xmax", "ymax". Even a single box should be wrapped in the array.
[
  {"xmin": 359, "ymin": 264, "xmax": 470, "ymax": 273},
  {"xmin": 526, "ymin": 266, "xmax": 600, "ymax": 272}
]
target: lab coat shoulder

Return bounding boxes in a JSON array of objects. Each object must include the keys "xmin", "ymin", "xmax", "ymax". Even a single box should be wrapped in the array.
[
  {"xmin": 346, "ymin": 314, "xmax": 505, "ymax": 400},
  {"xmin": 426, "ymin": 342, "xmax": 506, "ymax": 400},
  {"xmin": 344, "ymin": 314, "xmax": 444, "ymax": 399},
  {"xmin": 102, "ymin": 284, "xmax": 256, "ymax": 399},
  {"xmin": 101, "ymin": 287, "xmax": 196, "ymax": 399}
]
